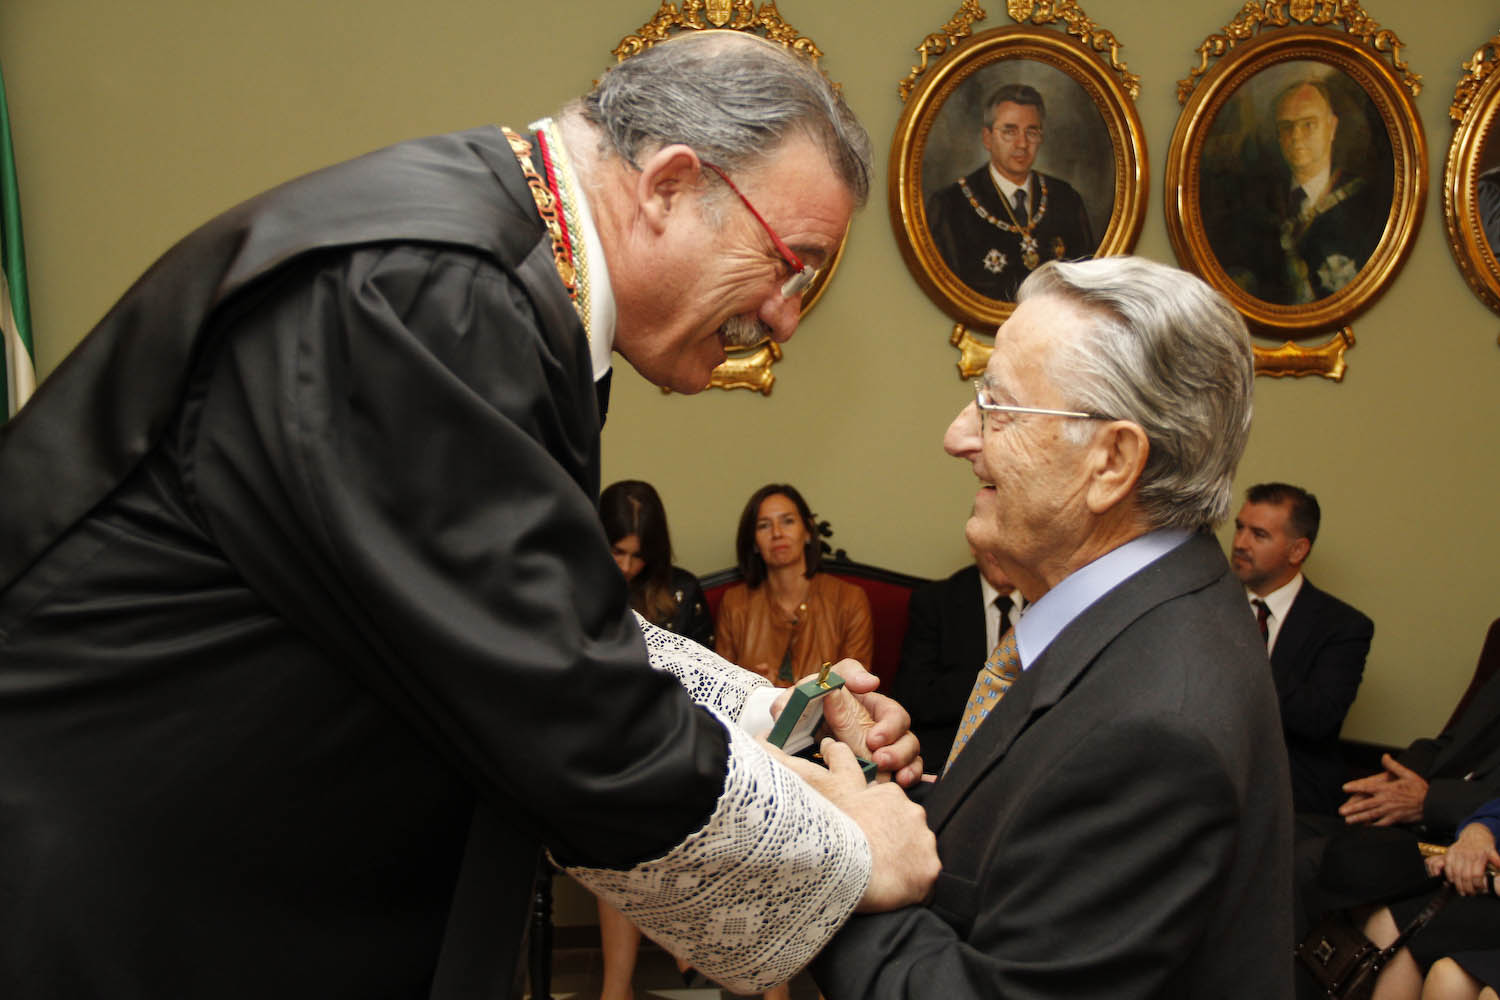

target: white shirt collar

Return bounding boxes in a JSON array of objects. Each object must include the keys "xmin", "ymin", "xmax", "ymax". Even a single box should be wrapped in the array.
[
  {"xmin": 1248, "ymin": 571, "xmax": 1303, "ymax": 652},
  {"xmin": 989, "ymin": 164, "xmax": 1032, "ymax": 204},
  {"xmin": 1294, "ymin": 167, "xmax": 1332, "ymax": 208},
  {"xmin": 574, "ymin": 183, "xmax": 615, "ymax": 382},
  {"xmin": 979, "ymin": 575, "xmax": 1027, "ymax": 653}
]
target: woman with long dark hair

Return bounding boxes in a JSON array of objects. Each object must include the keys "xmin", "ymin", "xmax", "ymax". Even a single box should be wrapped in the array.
[
  {"xmin": 599, "ymin": 479, "xmax": 713, "ymax": 647},
  {"xmin": 595, "ymin": 479, "xmax": 712, "ymax": 1000},
  {"xmin": 715, "ymin": 483, "xmax": 872, "ymax": 687}
]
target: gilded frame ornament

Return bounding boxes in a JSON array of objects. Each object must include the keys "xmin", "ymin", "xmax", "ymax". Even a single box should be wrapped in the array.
[
  {"xmin": 1443, "ymin": 26, "xmax": 1500, "ymax": 330},
  {"xmin": 612, "ymin": 0, "xmax": 845, "ymax": 394},
  {"xmin": 1166, "ymin": 2, "xmax": 1427, "ymax": 380},
  {"xmin": 890, "ymin": 1, "xmax": 1147, "ymax": 378}
]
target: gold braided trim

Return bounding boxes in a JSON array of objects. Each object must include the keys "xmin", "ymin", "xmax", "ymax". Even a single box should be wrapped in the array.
[
  {"xmin": 501, "ymin": 126, "xmax": 579, "ymax": 310},
  {"xmin": 534, "ymin": 121, "xmax": 592, "ymax": 342}
]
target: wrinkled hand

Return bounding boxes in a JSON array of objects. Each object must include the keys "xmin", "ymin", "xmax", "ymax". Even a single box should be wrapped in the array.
[
  {"xmin": 1436, "ymin": 822, "xmax": 1500, "ymax": 896},
  {"xmin": 781, "ymin": 738, "xmax": 940, "ymax": 913},
  {"xmin": 773, "ymin": 659, "xmax": 924, "ymax": 787},
  {"xmin": 1338, "ymin": 754, "xmax": 1428, "ymax": 826}
]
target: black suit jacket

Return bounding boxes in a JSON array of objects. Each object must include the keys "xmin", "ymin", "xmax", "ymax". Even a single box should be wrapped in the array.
[
  {"xmin": 1213, "ymin": 168, "xmax": 1384, "ymax": 305},
  {"xmin": 1398, "ymin": 663, "xmax": 1500, "ymax": 833},
  {"xmin": 925, "ymin": 165, "xmax": 1095, "ymax": 300},
  {"xmin": 1298, "ymin": 634, "xmax": 1500, "ymax": 933},
  {"xmin": 814, "ymin": 535, "xmax": 1294, "ymax": 998},
  {"xmin": 0, "ymin": 128, "xmax": 728, "ymax": 998},
  {"xmin": 1271, "ymin": 580, "xmax": 1374, "ymax": 814},
  {"xmin": 890, "ymin": 565, "xmax": 987, "ymax": 770}
]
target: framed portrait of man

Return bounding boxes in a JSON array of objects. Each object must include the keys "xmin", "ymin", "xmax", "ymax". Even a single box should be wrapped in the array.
[
  {"xmin": 1443, "ymin": 26, "xmax": 1500, "ymax": 327},
  {"xmin": 1166, "ymin": 11, "xmax": 1426, "ymax": 378},
  {"xmin": 890, "ymin": 21, "xmax": 1147, "ymax": 360}
]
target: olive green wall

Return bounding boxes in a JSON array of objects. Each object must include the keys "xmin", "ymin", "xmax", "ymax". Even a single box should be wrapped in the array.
[{"xmin": 3, "ymin": 0, "xmax": 1497, "ymax": 748}]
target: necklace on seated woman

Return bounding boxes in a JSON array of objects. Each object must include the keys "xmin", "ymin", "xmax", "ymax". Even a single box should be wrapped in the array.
[{"xmin": 768, "ymin": 574, "xmax": 811, "ymax": 624}]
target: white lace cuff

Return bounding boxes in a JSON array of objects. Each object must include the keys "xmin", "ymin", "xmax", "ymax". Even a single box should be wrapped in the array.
[
  {"xmin": 561, "ymin": 616, "xmax": 872, "ymax": 993},
  {"xmin": 630, "ymin": 612, "xmax": 772, "ymax": 728}
]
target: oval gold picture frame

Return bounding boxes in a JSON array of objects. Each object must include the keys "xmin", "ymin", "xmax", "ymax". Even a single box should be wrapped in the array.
[
  {"xmin": 890, "ymin": 23, "xmax": 1148, "ymax": 351},
  {"xmin": 1443, "ymin": 27, "xmax": 1500, "ymax": 330},
  {"xmin": 1166, "ymin": 25, "xmax": 1427, "ymax": 378}
]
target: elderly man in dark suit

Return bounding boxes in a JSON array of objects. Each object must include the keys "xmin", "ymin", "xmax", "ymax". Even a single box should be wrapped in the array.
[
  {"xmin": 812, "ymin": 256, "xmax": 1292, "ymax": 998},
  {"xmin": 892, "ymin": 541, "xmax": 1027, "ymax": 771},
  {"xmin": 1231, "ymin": 482, "xmax": 1373, "ymax": 814}
]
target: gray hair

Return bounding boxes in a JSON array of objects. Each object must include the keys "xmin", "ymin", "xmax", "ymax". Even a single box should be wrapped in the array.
[
  {"xmin": 1017, "ymin": 257, "xmax": 1254, "ymax": 533},
  {"xmin": 578, "ymin": 31, "xmax": 872, "ymax": 205},
  {"xmin": 984, "ymin": 83, "xmax": 1046, "ymax": 126}
]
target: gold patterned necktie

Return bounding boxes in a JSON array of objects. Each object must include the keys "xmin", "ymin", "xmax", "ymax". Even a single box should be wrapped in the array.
[{"xmin": 944, "ymin": 626, "xmax": 1021, "ymax": 774}]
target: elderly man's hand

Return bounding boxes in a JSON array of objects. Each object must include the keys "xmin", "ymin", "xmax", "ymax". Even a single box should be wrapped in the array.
[
  {"xmin": 781, "ymin": 739, "xmax": 940, "ymax": 912},
  {"xmin": 1338, "ymin": 754, "xmax": 1429, "ymax": 826},
  {"xmin": 1433, "ymin": 822, "xmax": 1500, "ymax": 896},
  {"xmin": 774, "ymin": 659, "xmax": 924, "ymax": 787}
]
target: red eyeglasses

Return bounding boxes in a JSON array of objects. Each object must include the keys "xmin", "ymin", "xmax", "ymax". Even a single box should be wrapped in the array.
[{"xmin": 701, "ymin": 161, "xmax": 818, "ymax": 298}]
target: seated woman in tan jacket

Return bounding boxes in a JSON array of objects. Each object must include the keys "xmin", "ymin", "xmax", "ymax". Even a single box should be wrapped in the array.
[{"xmin": 715, "ymin": 483, "xmax": 874, "ymax": 687}]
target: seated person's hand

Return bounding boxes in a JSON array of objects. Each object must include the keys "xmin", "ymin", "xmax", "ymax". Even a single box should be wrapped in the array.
[
  {"xmin": 1338, "ymin": 754, "xmax": 1428, "ymax": 826},
  {"xmin": 778, "ymin": 738, "xmax": 940, "ymax": 913},
  {"xmin": 1436, "ymin": 822, "xmax": 1500, "ymax": 896},
  {"xmin": 772, "ymin": 659, "xmax": 924, "ymax": 787}
]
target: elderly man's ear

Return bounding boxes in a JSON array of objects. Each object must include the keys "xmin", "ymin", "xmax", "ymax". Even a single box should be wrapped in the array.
[
  {"xmin": 1083, "ymin": 421, "xmax": 1149, "ymax": 515},
  {"xmin": 633, "ymin": 144, "xmax": 704, "ymax": 234}
]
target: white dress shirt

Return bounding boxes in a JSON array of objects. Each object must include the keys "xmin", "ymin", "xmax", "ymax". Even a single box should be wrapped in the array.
[
  {"xmin": 980, "ymin": 575, "xmax": 1028, "ymax": 653},
  {"xmin": 1247, "ymin": 572, "xmax": 1304, "ymax": 654}
]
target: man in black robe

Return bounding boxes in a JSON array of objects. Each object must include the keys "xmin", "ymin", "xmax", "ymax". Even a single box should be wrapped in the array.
[
  {"xmin": 0, "ymin": 32, "xmax": 937, "ymax": 1000},
  {"xmin": 925, "ymin": 83, "xmax": 1096, "ymax": 301}
]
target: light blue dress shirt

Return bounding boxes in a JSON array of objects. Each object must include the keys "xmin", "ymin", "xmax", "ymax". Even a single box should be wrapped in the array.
[{"xmin": 1013, "ymin": 529, "xmax": 1192, "ymax": 670}]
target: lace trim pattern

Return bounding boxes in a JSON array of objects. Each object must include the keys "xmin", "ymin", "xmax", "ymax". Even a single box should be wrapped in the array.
[
  {"xmin": 631, "ymin": 613, "xmax": 769, "ymax": 721},
  {"xmin": 562, "ymin": 616, "xmax": 872, "ymax": 993}
]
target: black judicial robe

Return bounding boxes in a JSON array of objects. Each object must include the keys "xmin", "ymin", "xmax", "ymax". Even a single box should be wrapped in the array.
[
  {"xmin": 0, "ymin": 127, "xmax": 728, "ymax": 998},
  {"xmin": 925, "ymin": 165, "xmax": 1096, "ymax": 302}
]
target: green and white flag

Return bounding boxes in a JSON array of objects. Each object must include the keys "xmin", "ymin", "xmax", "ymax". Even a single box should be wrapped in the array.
[{"xmin": 0, "ymin": 61, "xmax": 33, "ymax": 420}]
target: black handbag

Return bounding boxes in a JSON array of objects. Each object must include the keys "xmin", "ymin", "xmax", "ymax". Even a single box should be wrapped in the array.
[{"xmin": 1296, "ymin": 884, "xmax": 1453, "ymax": 999}]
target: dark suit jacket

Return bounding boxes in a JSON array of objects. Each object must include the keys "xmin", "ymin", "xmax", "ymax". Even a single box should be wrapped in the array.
[
  {"xmin": 1214, "ymin": 168, "xmax": 1384, "ymax": 305},
  {"xmin": 890, "ymin": 565, "xmax": 987, "ymax": 770},
  {"xmin": 1298, "ymin": 647, "xmax": 1500, "ymax": 934},
  {"xmin": 1271, "ymin": 580, "xmax": 1374, "ymax": 814},
  {"xmin": 813, "ymin": 534, "xmax": 1293, "ymax": 998},
  {"xmin": 925, "ymin": 164, "xmax": 1095, "ymax": 301},
  {"xmin": 1398, "ymin": 664, "xmax": 1500, "ymax": 833}
]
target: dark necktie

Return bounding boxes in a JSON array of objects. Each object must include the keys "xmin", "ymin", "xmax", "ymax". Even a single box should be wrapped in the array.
[
  {"xmin": 594, "ymin": 368, "xmax": 612, "ymax": 427},
  {"xmin": 995, "ymin": 593, "xmax": 1014, "ymax": 640},
  {"xmin": 1012, "ymin": 188, "xmax": 1028, "ymax": 218},
  {"xmin": 945, "ymin": 626, "xmax": 1021, "ymax": 773},
  {"xmin": 1252, "ymin": 599, "xmax": 1270, "ymax": 645},
  {"xmin": 1289, "ymin": 187, "xmax": 1307, "ymax": 217}
]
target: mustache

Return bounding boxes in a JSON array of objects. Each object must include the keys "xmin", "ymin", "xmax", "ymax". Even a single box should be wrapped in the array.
[{"xmin": 721, "ymin": 315, "xmax": 771, "ymax": 349}]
